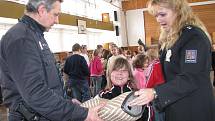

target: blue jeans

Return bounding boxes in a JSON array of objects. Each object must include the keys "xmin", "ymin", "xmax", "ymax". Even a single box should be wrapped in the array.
[
  {"xmin": 90, "ymin": 76, "xmax": 102, "ymax": 97},
  {"xmin": 68, "ymin": 79, "xmax": 91, "ymax": 102}
]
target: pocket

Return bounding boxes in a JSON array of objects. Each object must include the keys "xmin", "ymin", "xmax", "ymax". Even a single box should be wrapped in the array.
[
  {"xmin": 41, "ymin": 48, "xmax": 55, "ymax": 67},
  {"xmin": 40, "ymin": 48, "xmax": 60, "ymax": 89}
]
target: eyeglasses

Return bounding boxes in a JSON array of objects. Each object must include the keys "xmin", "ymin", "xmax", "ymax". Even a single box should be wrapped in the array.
[{"xmin": 112, "ymin": 69, "xmax": 129, "ymax": 73}]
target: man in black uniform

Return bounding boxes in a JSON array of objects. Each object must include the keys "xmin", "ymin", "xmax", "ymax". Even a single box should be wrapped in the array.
[{"xmin": 0, "ymin": 0, "xmax": 103, "ymax": 121}]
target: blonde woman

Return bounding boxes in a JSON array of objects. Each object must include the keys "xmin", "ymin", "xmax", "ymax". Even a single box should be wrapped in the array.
[{"xmin": 129, "ymin": 0, "xmax": 215, "ymax": 121}]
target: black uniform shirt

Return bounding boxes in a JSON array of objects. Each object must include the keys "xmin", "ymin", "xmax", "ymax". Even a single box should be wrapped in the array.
[{"xmin": 154, "ymin": 25, "xmax": 215, "ymax": 121}]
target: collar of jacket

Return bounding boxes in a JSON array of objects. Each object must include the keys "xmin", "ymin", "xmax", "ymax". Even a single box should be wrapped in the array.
[
  {"xmin": 112, "ymin": 84, "xmax": 132, "ymax": 93},
  {"xmin": 19, "ymin": 15, "xmax": 46, "ymax": 35}
]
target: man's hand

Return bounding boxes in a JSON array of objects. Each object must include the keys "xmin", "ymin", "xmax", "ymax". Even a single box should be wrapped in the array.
[{"xmin": 85, "ymin": 103, "xmax": 105, "ymax": 121}]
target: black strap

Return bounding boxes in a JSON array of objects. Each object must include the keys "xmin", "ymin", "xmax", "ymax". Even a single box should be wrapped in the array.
[{"xmin": 15, "ymin": 102, "xmax": 40, "ymax": 121}]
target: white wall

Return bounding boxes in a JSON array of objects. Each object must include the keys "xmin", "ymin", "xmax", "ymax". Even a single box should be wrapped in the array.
[
  {"xmin": 125, "ymin": 9, "xmax": 145, "ymax": 46},
  {"xmin": 0, "ymin": 0, "xmax": 127, "ymax": 52},
  {"xmin": 119, "ymin": 11, "xmax": 128, "ymax": 47},
  {"xmin": 0, "ymin": 17, "xmax": 17, "ymax": 39}
]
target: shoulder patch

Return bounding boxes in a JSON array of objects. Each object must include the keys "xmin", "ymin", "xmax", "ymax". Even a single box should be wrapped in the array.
[{"xmin": 185, "ymin": 50, "xmax": 197, "ymax": 63}]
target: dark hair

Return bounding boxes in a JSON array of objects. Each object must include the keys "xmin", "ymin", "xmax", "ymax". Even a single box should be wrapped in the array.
[
  {"xmin": 72, "ymin": 43, "xmax": 81, "ymax": 52},
  {"xmin": 97, "ymin": 45, "xmax": 103, "ymax": 49},
  {"xmin": 81, "ymin": 45, "xmax": 87, "ymax": 49},
  {"xmin": 102, "ymin": 49, "xmax": 110, "ymax": 59},
  {"xmin": 126, "ymin": 50, "xmax": 131, "ymax": 55},
  {"xmin": 132, "ymin": 54, "xmax": 148, "ymax": 68},
  {"xmin": 26, "ymin": 0, "xmax": 63, "ymax": 13},
  {"xmin": 133, "ymin": 51, "xmax": 138, "ymax": 55},
  {"xmin": 118, "ymin": 47, "xmax": 124, "ymax": 55}
]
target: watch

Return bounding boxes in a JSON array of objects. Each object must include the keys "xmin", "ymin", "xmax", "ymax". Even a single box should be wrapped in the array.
[{"xmin": 152, "ymin": 88, "xmax": 158, "ymax": 99}]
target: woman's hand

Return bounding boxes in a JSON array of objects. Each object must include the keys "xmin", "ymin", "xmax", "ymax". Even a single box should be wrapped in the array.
[{"xmin": 129, "ymin": 88, "xmax": 155, "ymax": 106}]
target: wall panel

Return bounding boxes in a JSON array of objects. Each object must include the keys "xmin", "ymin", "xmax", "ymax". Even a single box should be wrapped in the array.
[
  {"xmin": 144, "ymin": 3, "xmax": 215, "ymax": 46},
  {"xmin": 192, "ymin": 4, "xmax": 215, "ymax": 33}
]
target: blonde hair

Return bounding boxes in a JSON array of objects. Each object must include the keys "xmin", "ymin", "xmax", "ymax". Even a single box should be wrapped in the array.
[
  {"xmin": 147, "ymin": 0, "xmax": 211, "ymax": 50},
  {"xmin": 146, "ymin": 48, "xmax": 159, "ymax": 61}
]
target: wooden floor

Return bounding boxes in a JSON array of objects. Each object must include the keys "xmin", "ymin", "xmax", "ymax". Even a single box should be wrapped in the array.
[{"xmin": 0, "ymin": 104, "xmax": 7, "ymax": 121}]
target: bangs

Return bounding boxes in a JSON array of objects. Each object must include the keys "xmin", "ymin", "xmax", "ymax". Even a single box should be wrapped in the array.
[
  {"xmin": 112, "ymin": 58, "xmax": 129, "ymax": 71},
  {"xmin": 113, "ymin": 63, "xmax": 128, "ymax": 71},
  {"xmin": 147, "ymin": 0, "xmax": 171, "ymax": 16}
]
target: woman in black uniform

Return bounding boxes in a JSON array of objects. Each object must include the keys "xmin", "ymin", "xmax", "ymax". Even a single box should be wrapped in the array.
[{"xmin": 129, "ymin": 0, "xmax": 215, "ymax": 121}]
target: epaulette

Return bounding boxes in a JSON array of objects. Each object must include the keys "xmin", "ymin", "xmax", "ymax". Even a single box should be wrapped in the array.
[
  {"xmin": 183, "ymin": 25, "xmax": 193, "ymax": 31},
  {"xmin": 186, "ymin": 26, "xmax": 192, "ymax": 30},
  {"xmin": 182, "ymin": 25, "xmax": 195, "ymax": 34}
]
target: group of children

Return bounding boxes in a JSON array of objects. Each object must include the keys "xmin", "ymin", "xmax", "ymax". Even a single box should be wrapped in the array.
[{"xmin": 82, "ymin": 48, "xmax": 165, "ymax": 121}]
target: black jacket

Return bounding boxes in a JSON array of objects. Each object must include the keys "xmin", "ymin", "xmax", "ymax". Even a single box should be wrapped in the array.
[
  {"xmin": 99, "ymin": 84, "xmax": 132, "ymax": 99},
  {"xmin": 0, "ymin": 15, "xmax": 88, "ymax": 121},
  {"xmin": 64, "ymin": 54, "xmax": 89, "ymax": 80},
  {"xmin": 154, "ymin": 25, "xmax": 215, "ymax": 121}
]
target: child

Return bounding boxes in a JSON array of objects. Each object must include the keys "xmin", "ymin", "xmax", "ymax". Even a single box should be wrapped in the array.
[
  {"xmin": 132, "ymin": 54, "xmax": 149, "ymax": 89},
  {"xmin": 145, "ymin": 48, "xmax": 165, "ymax": 88},
  {"xmin": 81, "ymin": 57, "xmax": 143, "ymax": 121},
  {"xmin": 144, "ymin": 48, "xmax": 165, "ymax": 121},
  {"xmin": 89, "ymin": 49, "xmax": 103, "ymax": 97},
  {"xmin": 100, "ymin": 57, "xmax": 136, "ymax": 99}
]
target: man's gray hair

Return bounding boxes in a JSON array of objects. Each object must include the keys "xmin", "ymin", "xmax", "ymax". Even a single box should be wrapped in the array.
[{"xmin": 26, "ymin": 0, "xmax": 63, "ymax": 13}]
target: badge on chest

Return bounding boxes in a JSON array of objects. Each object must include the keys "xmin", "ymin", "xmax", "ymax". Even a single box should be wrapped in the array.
[
  {"xmin": 165, "ymin": 49, "xmax": 172, "ymax": 62},
  {"xmin": 185, "ymin": 50, "xmax": 197, "ymax": 63}
]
